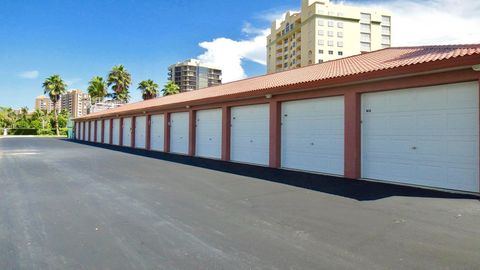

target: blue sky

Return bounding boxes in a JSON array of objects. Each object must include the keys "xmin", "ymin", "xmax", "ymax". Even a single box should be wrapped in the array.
[{"xmin": 1, "ymin": 0, "xmax": 479, "ymax": 109}]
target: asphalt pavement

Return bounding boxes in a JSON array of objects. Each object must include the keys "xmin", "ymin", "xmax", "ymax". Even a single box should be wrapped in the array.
[{"xmin": 0, "ymin": 137, "xmax": 479, "ymax": 270}]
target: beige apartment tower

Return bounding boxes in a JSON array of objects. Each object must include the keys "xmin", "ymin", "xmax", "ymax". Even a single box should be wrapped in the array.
[
  {"xmin": 168, "ymin": 59, "xmax": 222, "ymax": 92},
  {"xmin": 61, "ymin": 89, "xmax": 90, "ymax": 118},
  {"xmin": 267, "ymin": 0, "xmax": 392, "ymax": 73},
  {"xmin": 34, "ymin": 95, "xmax": 60, "ymax": 112}
]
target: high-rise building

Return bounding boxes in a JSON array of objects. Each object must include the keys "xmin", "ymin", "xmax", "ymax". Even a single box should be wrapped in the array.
[
  {"xmin": 168, "ymin": 59, "xmax": 222, "ymax": 92},
  {"xmin": 60, "ymin": 89, "xmax": 90, "ymax": 118},
  {"xmin": 266, "ymin": 0, "xmax": 392, "ymax": 73},
  {"xmin": 34, "ymin": 95, "xmax": 60, "ymax": 112}
]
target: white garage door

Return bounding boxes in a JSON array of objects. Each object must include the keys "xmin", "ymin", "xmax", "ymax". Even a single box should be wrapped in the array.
[
  {"xmin": 89, "ymin": 121, "xmax": 95, "ymax": 142},
  {"xmin": 150, "ymin": 114, "xmax": 164, "ymax": 151},
  {"xmin": 135, "ymin": 116, "xmax": 147, "ymax": 149},
  {"xmin": 281, "ymin": 96, "xmax": 344, "ymax": 175},
  {"xmin": 85, "ymin": 122, "xmax": 90, "ymax": 141},
  {"xmin": 122, "ymin": 117, "xmax": 132, "ymax": 147},
  {"xmin": 104, "ymin": 120, "xmax": 110, "ymax": 144},
  {"xmin": 231, "ymin": 104, "xmax": 269, "ymax": 165},
  {"xmin": 81, "ymin": 123, "xmax": 85, "ymax": 140},
  {"xmin": 96, "ymin": 121, "xmax": 102, "ymax": 143},
  {"xmin": 78, "ymin": 123, "xmax": 82, "ymax": 140},
  {"xmin": 112, "ymin": 119, "xmax": 120, "ymax": 145},
  {"xmin": 170, "ymin": 112, "xmax": 189, "ymax": 154},
  {"xmin": 362, "ymin": 82, "xmax": 479, "ymax": 192},
  {"xmin": 196, "ymin": 109, "xmax": 222, "ymax": 159}
]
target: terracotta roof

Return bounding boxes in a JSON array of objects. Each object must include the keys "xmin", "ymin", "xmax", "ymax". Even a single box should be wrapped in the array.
[{"xmin": 77, "ymin": 44, "xmax": 480, "ymax": 120}]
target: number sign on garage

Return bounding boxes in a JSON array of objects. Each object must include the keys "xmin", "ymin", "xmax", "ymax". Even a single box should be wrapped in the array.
[
  {"xmin": 230, "ymin": 104, "xmax": 269, "ymax": 166},
  {"xmin": 361, "ymin": 82, "xmax": 479, "ymax": 192},
  {"xmin": 195, "ymin": 109, "xmax": 222, "ymax": 159},
  {"xmin": 150, "ymin": 114, "xmax": 164, "ymax": 151},
  {"xmin": 281, "ymin": 96, "xmax": 345, "ymax": 175},
  {"xmin": 135, "ymin": 116, "xmax": 146, "ymax": 149},
  {"xmin": 170, "ymin": 112, "xmax": 189, "ymax": 154}
]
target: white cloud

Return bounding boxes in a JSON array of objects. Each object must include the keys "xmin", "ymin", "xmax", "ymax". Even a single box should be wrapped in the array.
[
  {"xmin": 65, "ymin": 78, "xmax": 82, "ymax": 89},
  {"xmin": 18, "ymin": 70, "xmax": 39, "ymax": 79},
  {"xmin": 342, "ymin": 0, "xmax": 480, "ymax": 46}
]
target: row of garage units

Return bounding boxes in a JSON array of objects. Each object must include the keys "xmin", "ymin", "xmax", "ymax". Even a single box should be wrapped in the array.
[{"xmin": 75, "ymin": 81, "xmax": 480, "ymax": 193}]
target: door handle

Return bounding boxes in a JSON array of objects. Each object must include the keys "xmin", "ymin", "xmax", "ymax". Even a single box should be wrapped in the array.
[{"xmin": 411, "ymin": 146, "xmax": 417, "ymax": 150}]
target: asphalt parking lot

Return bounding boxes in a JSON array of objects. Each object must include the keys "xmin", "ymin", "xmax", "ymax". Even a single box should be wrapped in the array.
[{"xmin": 0, "ymin": 137, "xmax": 479, "ymax": 270}]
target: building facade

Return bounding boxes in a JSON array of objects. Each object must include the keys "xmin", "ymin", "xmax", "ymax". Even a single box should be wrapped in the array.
[
  {"xmin": 34, "ymin": 95, "xmax": 60, "ymax": 112},
  {"xmin": 74, "ymin": 45, "xmax": 480, "ymax": 193},
  {"xmin": 61, "ymin": 89, "xmax": 90, "ymax": 118},
  {"xmin": 267, "ymin": 0, "xmax": 392, "ymax": 73},
  {"xmin": 168, "ymin": 59, "xmax": 222, "ymax": 92}
]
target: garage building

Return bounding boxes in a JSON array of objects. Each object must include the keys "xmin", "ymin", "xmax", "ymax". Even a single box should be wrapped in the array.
[{"xmin": 74, "ymin": 45, "xmax": 480, "ymax": 193}]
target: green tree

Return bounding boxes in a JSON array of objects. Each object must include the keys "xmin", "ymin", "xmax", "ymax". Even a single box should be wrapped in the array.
[
  {"xmin": 138, "ymin": 79, "xmax": 159, "ymax": 100},
  {"xmin": 162, "ymin": 80, "xmax": 180, "ymax": 96},
  {"xmin": 42, "ymin": 75, "xmax": 67, "ymax": 135},
  {"xmin": 107, "ymin": 65, "xmax": 131, "ymax": 102},
  {"xmin": 87, "ymin": 76, "xmax": 108, "ymax": 104}
]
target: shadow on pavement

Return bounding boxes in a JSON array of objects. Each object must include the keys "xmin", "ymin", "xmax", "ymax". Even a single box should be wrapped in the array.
[{"xmin": 66, "ymin": 140, "xmax": 479, "ymax": 201}]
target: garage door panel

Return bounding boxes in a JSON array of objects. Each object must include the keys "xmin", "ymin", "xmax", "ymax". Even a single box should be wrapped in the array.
[
  {"xmin": 90, "ymin": 122, "xmax": 95, "ymax": 142},
  {"xmin": 150, "ymin": 114, "xmax": 164, "ymax": 151},
  {"xmin": 122, "ymin": 118, "xmax": 132, "ymax": 147},
  {"xmin": 135, "ymin": 116, "xmax": 146, "ymax": 149},
  {"xmin": 231, "ymin": 104, "xmax": 269, "ymax": 165},
  {"xmin": 362, "ymin": 82, "xmax": 479, "ymax": 192},
  {"xmin": 281, "ymin": 96, "xmax": 344, "ymax": 175},
  {"xmin": 112, "ymin": 119, "xmax": 120, "ymax": 145},
  {"xmin": 170, "ymin": 112, "xmax": 189, "ymax": 155},
  {"xmin": 96, "ymin": 121, "xmax": 102, "ymax": 142},
  {"xmin": 104, "ymin": 120, "xmax": 110, "ymax": 144},
  {"xmin": 196, "ymin": 109, "xmax": 221, "ymax": 159}
]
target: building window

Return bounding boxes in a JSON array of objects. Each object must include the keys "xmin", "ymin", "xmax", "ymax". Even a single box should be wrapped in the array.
[
  {"xmin": 337, "ymin": 22, "xmax": 343, "ymax": 28},
  {"xmin": 360, "ymin": 33, "xmax": 371, "ymax": 42},
  {"xmin": 382, "ymin": 26, "xmax": 391, "ymax": 35},
  {"xmin": 328, "ymin": 31, "xmax": 333, "ymax": 37},
  {"xmin": 337, "ymin": 12, "xmax": 344, "ymax": 17},
  {"xmin": 360, "ymin": 23, "xmax": 371, "ymax": 33},
  {"xmin": 318, "ymin": 30, "xmax": 324, "ymax": 36},
  {"xmin": 382, "ymin": 35, "xmax": 391, "ymax": 44},
  {"xmin": 328, "ymin": 40, "xmax": 333, "ymax": 46},
  {"xmin": 337, "ymin": 41, "xmax": 343, "ymax": 47},
  {"xmin": 337, "ymin": 31, "xmax": 343, "ymax": 38},
  {"xmin": 382, "ymin": 15, "xmax": 391, "ymax": 26},
  {"xmin": 319, "ymin": 49, "xmax": 324, "ymax": 54},
  {"xmin": 328, "ymin": 50, "xmax": 333, "ymax": 55},
  {"xmin": 360, "ymin": 42, "xmax": 371, "ymax": 51},
  {"xmin": 284, "ymin": 63, "xmax": 288, "ymax": 68},
  {"xmin": 318, "ymin": 39, "xmax": 324, "ymax": 45},
  {"xmin": 338, "ymin": 51, "xmax": 343, "ymax": 56},
  {"xmin": 328, "ymin": 11, "xmax": 335, "ymax": 16},
  {"xmin": 360, "ymin": 13, "xmax": 371, "ymax": 23},
  {"xmin": 318, "ymin": 19, "xmax": 324, "ymax": 26},
  {"xmin": 318, "ymin": 59, "xmax": 323, "ymax": 63},
  {"xmin": 328, "ymin": 20, "xmax": 334, "ymax": 27}
]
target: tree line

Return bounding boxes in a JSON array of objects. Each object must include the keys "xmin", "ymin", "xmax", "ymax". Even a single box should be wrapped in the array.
[
  {"xmin": 0, "ymin": 107, "xmax": 70, "ymax": 135},
  {"xmin": 42, "ymin": 65, "xmax": 180, "ymax": 135}
]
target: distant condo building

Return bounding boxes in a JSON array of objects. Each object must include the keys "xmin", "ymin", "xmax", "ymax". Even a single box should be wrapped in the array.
[
  {"xmin": 267, "ymin": 0, "xmax": 392, "ymax": 73},
  {"xmin": 61, "ymin": 89, "xmax": 90, "ymax": 118},
  {"xmin": 168, "ymin": 59, "xmax": 222, "ymax": 92},
  {"xmin": 35, "ymin": 95, "xmax": 60, "ymax": 112}
]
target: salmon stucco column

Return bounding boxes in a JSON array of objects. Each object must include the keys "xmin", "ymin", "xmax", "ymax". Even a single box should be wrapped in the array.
[
  {"xmin": 344, "ymin": 91, "xmax": 361, "ymax": 179},
  {"xmin": 221, "ymin": 106, "xmax": 231, "ymax": 161},
  {"xmin": 188, "ymin": 110, "xmax": 196, "ymax": 156},
  {"xmin": 119, "ymin": 118, "xmax": 124, "ymax": 146},
  {"xmin": 146, "ymin": 115, "xmax": 151, "ymax": 150},
  {"xmin": 269, "ymin": 100, "xmax": 281, "ymax": 168},
  {"xmin": 131, "ymin": 116, "xmax": 136, "ymax": 148},
  {"xmin": 164, "ymin": 113, "xmax": 171, "ymax": 153}
]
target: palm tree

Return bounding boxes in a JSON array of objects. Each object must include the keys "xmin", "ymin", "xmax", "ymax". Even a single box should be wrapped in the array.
[
  {"xmin": 138, "ymin": 79, "xmax": 159, "ymax": 100},
  {"xmin": 162, "ymin": 80, "xmax": 180, "ymax": 96},
  {"xmin": 42, "ymin": 75, "xmax": 67, "ymax": 135},
  {"xmin": 87, "ymin": 76, "xmax": 108, "ymax": 104},
  {"xmin": 107, "ymin": 65, "xmax": 131, "ymax": 102}
]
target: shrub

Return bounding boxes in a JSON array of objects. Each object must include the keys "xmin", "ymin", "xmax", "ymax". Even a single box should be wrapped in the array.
[
  {"xmin": 38, "ymin": 129, "xmax": 54, "ymax": 135},
  {"xmin": 7, "ymin": 128, "xmax": 38, "ymax": 135}
]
